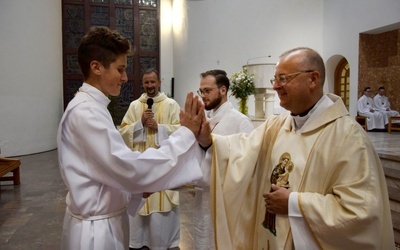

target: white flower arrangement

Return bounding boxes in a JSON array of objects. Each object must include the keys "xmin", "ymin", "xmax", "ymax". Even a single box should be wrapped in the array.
[
  {"xmin": 230, "ymin": 67, "xmax": 256, "ymax": 100},
  {"xmin": 230, "ymin": 67, "xmax": 256, "ymax": 115}
]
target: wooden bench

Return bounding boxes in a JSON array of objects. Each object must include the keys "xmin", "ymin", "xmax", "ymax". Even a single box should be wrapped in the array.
[
  {"xmin": 355, "ymin": 116, "xmax": 368, "ymax": 131},
  {"xmin": 388, "ymin": 117, "xmax": 400, "ymax": 134},
  {"xmin": 0, "ymin": 157, "xmax": 21, "ymax": 185}
]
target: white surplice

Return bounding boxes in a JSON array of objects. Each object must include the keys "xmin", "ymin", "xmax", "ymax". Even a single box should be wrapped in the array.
[
  {"xmin": 373, "ymin": 93, "xmax": 400, "ymax": 121},
  {"xmin": 194, "ymin": 101, "xmax": 254, "ymax": 250},
  {"xmin": 357, "ymin": 95, "xmax": 386, "ymax": 129},
  {"xmin": 57, "ymin": 83, "xmax": 203, "ymax": 250}
]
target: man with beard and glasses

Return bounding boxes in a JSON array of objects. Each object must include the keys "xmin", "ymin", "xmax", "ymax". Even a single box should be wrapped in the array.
[
  {"xmin": 119, "ymin": 69, "xmax": 182, "ymax": 250},
  {"xmin": 194, "ymin": 69, "xmax": 254, "ymax": 249}
]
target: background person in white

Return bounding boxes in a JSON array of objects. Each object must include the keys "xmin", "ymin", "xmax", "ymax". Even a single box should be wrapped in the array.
[
  {"xmin": 373, "ymin": 86, "xmax": 400, "ymax": 122},
  {"xmin": 57, "ymin": 26, "xmax": 205, "ymax": 250},
  {"xmin": 194, "ymin": 69, "xmax": 254, "ymax": 250},
  {"xmin": 195, "ymin": 47, "xmax": 394, "ymax": 249},
  {"xmin": 119, "ymin": 69, "xmax": 182, "ymax": 250},
  {"xmin": 357, "ymin": 86, "xmax": 387, "ymax": 130}
]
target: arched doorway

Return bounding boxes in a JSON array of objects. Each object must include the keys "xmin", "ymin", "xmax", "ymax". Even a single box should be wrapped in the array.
[{"xmin": 334, "ymin": 58, "xmax": 350, "ymax": 110}]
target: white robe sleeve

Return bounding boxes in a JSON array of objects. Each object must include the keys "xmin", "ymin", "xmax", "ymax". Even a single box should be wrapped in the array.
[
  {"xmin": 198, "ymin": 145, "xmax": 212, "ymax": 186},
  {"xmin": 132, "ymin": 119, "xmax": 146, "ymax": 143},
  {"xmin": 289, "ymin": 192, "xmax": 319, "ymax": 250},
  {"xmin": 155, "ymin": 125, "xmax": 169, "ymax": 147},
  {"xmin": 61, "ymin": 102, "xmax": 203, "ymax": 194},
  {"xmin": 127, "ymin": 193, "xmax": 146, "ymax": 216}
]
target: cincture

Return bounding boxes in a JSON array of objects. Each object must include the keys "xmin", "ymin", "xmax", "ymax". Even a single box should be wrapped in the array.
[{"xmin": 66, "ymin": 206, "xmax": 126, "ymax": 221}]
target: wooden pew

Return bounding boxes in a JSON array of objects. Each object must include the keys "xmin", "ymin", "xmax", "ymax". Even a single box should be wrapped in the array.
[
  {"xmin": 388, "ymin": 117, "xmax": 400, "ymax": 134},
  {"xmin": 355, "ymin": 116, "xmax": 368, "ymax": 131},
  {"xmin": 0, "ymin": 157, "xmax": 21, "ymax": 185}
]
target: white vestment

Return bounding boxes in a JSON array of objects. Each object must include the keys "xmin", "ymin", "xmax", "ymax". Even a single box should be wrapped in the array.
[
  {"xmin": 194, "ymin": 101, "xmax": 254, "ymax": 250},
  {"xmin": 57, "ymin": 83, "xmax": 203, "ymax": 250},
  {"xmin": 202, "ymin": 94, "xmax": 394, "ymax": 249},
  {"xmin": 357, "ymin": 95, "xmax": 386, "ymax": 129},
  {"xmin": 373, "ymin": 93, "xmax": 400, "ymax": 121},
  {"xmin": 119, "ymin": 92, "xmax": 182, "ymax": 249}
]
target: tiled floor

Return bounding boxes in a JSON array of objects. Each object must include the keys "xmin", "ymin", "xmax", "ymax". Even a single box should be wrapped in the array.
[{"xmin": 1, "ymin": 131, "xmax": 399, "ymax": 249}]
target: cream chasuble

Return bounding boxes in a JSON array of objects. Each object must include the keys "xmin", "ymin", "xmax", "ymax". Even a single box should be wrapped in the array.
[
  {"xmin": 208, "ymin": 93, "xmax": 394, "ymax": 250},
  {"xmin": 266, "ymin": 121, "xmax": 322, "ymax": 249},
  {"xmin": 120, "ymin": 93, "xmax": 181, "ymax": 215}
]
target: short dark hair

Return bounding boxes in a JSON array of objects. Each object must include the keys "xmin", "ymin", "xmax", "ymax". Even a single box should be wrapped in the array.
[
  {"xmin": 280, "ymin": 47, "xmax": 326, "ymax": 86},
  {"xmin": 143, "ymin": 68, "xmax": 160, "ymax": 81},
  {"xmin": 78, "ymin": 26, "xmax": 132, "ymax": 79},
  {"xmin": 378, "ymin": 86, "xmax": 385, "ymax": 91},
  {"xmin": 364, "ymin": 87, "xmax": 371, "ymax": 92},
  {"xmin": 200, "ymin": 69, "xmax": 230, "ymax": 91}
]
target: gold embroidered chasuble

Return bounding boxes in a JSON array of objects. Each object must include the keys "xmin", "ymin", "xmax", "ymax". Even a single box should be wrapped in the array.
[
  {"xmin": 120, "ymin": 93, "xmax": 181, "ymax": 215},
  {"xmin": 209, "ymin": 94, "xmax": 394, "ymax": 249}
]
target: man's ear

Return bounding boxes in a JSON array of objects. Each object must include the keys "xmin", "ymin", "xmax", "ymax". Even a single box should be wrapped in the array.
[
  {"xmin": 90, "ymin": 61, "xmax": 102, "ymax": 76},
  {"xmin": 309, "ymin": 71, "xmax": 320, "ymax": 88},
  {"xmin": 220, "ymin": 85, "xmax": 227, "ymax": 95}
]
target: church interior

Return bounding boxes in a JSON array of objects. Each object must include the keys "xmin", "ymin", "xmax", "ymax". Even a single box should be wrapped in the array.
[{"xmin": 1, "ymin": 0, "xmax": 400, "ymax": 249}]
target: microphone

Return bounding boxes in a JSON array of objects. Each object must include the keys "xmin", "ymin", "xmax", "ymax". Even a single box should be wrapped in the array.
[{"xmin": 146, "ymin": 98, "xmax": 154, "ymax": 109}]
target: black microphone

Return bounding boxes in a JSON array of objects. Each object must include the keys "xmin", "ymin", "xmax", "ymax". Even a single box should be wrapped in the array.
[{"xmin": 146, "ymin": 98, "xmax": 154, "ymax": 109}]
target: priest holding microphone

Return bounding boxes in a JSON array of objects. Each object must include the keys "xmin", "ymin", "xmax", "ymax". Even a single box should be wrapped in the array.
[{"xmin": 119, "ymin": 69, "xmax": 182, "ymax": 250}]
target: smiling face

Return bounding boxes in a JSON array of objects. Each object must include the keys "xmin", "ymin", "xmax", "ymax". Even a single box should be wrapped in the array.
[
  {"xmin": 142, "ymin": 72, "xmax": 161, "ymax": 98},
  {"xmin": 272, "ymin": 50, "xmax": 323, "ymax": 115},
  {"xmin": 94, "ymin": 54, "xmax": 128, "ymax": 97}
]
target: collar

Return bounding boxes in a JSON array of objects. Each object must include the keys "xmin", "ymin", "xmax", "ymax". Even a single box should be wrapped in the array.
[
  {"xmin": 207, "ymin": 101, "xmax": 232, "ymax": 119},
  {"xmin": 138, "ymin": 92, "xmax": 167, "ymax": 103},
  {"xmin": 284, "ymin": 94, "xmax": 346, "ymax": 134},
  {"xmin": 79, "ymin": 83, "xmax": 111, "ymax": 107}
]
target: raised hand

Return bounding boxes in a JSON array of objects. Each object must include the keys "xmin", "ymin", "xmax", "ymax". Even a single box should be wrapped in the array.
[
  {"xmin": 180, "ymin": 92, "xmax": 204, "ymax": 137},
  {"xmin": 197, "ymin": 113, "xmax": 212, "ymax": 148}
]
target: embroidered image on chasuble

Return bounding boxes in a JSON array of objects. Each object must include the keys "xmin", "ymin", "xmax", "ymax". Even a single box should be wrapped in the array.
[
  {"xmin": 263, "ymin": 152, "xmax": 294, "ymax": 236},
  {"xmin": 261, "ymin": 124, "xmax": 322, "ymax": 249}
]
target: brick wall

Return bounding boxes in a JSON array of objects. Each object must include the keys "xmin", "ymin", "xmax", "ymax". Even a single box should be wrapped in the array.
[{"xmin": 359, "ymin": 29, "xmax": 400, "ymax": 112}]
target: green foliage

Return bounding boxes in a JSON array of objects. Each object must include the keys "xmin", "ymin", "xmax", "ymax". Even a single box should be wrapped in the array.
[{"xmin": 229, "ymin": 67, "xmax": 256, "ymax": 100}]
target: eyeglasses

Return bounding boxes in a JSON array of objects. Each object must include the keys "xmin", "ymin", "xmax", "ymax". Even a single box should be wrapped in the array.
[
  {"xmin": 197, "ymin": 87, "xmax": 218, "ymax": 96},
  {"xmin": 270, "ymin": 70, "xmax": 314, "ymax": 86}
]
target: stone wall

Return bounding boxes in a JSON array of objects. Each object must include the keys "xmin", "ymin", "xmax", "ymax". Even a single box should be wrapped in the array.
[{"xmin": 359, "ymin": 29, "xmax": 400, "ymax": 112}]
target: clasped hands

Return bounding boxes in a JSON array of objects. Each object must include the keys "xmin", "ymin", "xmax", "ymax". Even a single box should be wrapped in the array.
[
  {"xmin": 180, "ymin": 92, "xmax": 212, "ymax": 148},
  {"xmin": 142, "ymin": 110, "xmax": 158, "ymax": 131}
]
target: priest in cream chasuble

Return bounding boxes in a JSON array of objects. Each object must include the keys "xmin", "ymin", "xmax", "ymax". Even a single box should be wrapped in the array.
[
  {"xmin": 120, "ymin": 92, "xmax": 181, "ymax": 215},
  {"xmin": 207, "ymin": 93, "xmax": 394, "ymax": 250}
]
